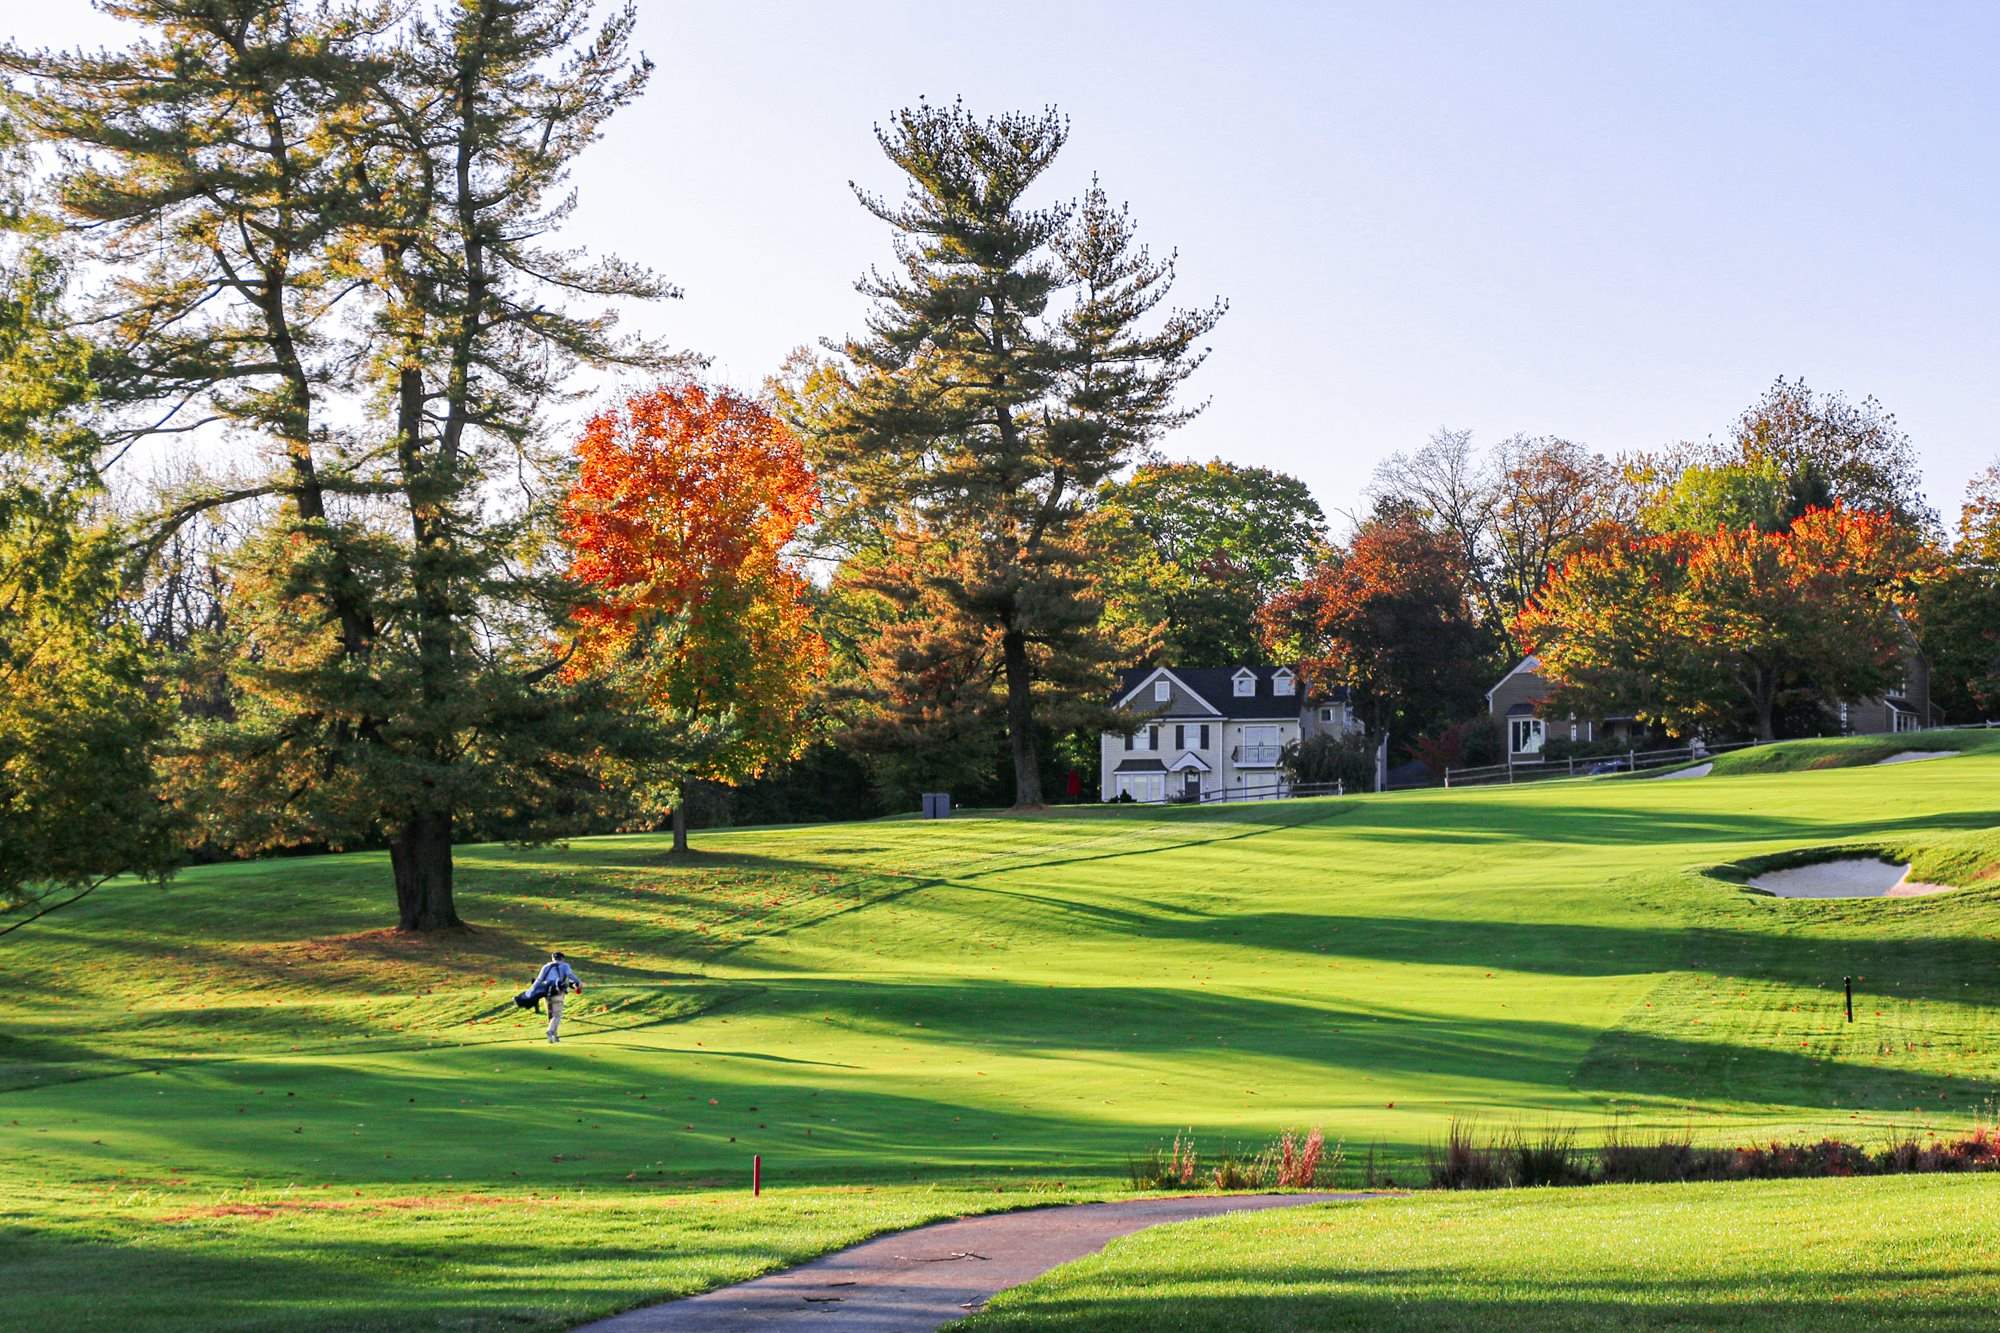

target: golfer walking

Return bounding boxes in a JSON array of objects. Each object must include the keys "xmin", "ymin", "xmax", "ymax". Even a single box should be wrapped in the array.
[{"xmin": 534, "ymin": 951, "xmax": 583, "ymax": 1044}]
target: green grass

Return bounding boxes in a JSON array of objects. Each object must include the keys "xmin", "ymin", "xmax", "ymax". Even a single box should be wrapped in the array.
[
  {"xmin": 6, "ymin": 728, "xmax": 2000, "ymax": 1327},
  {"xmin": 963, "ymin": 1173, "xmax": 2000, "ymax": 1329}
]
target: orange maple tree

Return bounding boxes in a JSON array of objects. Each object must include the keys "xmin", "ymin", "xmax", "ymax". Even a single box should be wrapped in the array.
[
  {"xmin": 562, "ymin": 383, "xmax": 825, "ymax": 850},
  {"xmin": 1521, "ymin": 506, "xmax": 1923, "ymax": 741}
]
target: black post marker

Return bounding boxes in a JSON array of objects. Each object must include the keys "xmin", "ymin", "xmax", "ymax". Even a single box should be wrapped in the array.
[{"xmin": 1844, "ymin": 976, "xmax": 1853, "ymax": 1024}]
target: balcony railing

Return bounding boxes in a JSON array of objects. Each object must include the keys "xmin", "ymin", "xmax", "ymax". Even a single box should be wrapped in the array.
[{"xmin": 1234, "ymin": 744, "xmax": 1283, "ymax": 768}]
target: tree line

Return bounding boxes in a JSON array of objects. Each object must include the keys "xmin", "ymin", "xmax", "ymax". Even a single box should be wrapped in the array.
[{"xmin": 3, "ymin": 2, "xmax": 1996, "ymax": 934}]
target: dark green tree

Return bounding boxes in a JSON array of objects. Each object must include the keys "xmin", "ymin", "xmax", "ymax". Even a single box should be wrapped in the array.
[
  {"xmin": 0, "ymin": 216, "xmax": 177, "ymax": 920},
  {"xmin": 821, "ymin": 104, "xmax": 1222, "ymax": 806},
  {"xmin": 5, "ymin": 0, "xmax": 679, "ymax": 929},
  {"xmin": 1098, "ymin": 459, "xmax": 1326, "ymax": 667},
  {"xmin": 1923, "ymin": 463, "xmax": 2000, "ymax": 721}
]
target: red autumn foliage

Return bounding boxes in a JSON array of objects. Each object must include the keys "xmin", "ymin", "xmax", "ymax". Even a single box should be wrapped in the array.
[{"xmin": 561, "ymin": 383, "xmax": 825, "ymax": 792}]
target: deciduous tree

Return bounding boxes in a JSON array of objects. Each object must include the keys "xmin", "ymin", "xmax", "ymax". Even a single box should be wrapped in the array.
[
  {"xmin": 1097, "ymin": 460, "xmax": 1325, "ymax": 667},
  {"xmin": 1261, "ymin": 510, "xmax": 1492, "ymax": 747},
  {"xmin": 1370, "ymin": 431, "xmax": 1623, "ymax": 653},
  {"xmin": 1703, "ymin": 378, "xmax": 1934, "ymax": 529},
  {"xmin": 0, "ymin": 237, "xmax": 178, "ymax": 919},
  {"xmin": 1522, "ymin": 508, "xmax": 1922, "ymax": 741},
  {"xmin": 1922, "ymin": 464, "xmax": 2000, "ymax": 720},
  {"xmin": 562, "ymin": 384, "xmax": 825, "ymax": 854}
]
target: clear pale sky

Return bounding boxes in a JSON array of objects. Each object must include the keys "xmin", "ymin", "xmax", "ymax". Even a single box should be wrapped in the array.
[{"xmin": 12, "ymin": 1, "xmax": 1998, "ymax": 526}]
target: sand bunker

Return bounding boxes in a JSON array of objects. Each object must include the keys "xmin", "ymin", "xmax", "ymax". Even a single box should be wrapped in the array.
[
  {"xmin": 1877, "ymin": 750, "xmax": 1960, "ymax": 765},
  {"xmin": 1651, "ymin": 762, "xmax": 1712, "ymax": 779},
  {"xmin": 1747, "ymin": 857, "xmax": 1953, "ymax": 899}
]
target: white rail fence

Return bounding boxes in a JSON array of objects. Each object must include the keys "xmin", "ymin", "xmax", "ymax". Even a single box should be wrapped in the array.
[{"xmin": 1435, "ymin": 719, "xmax": 2000, "ymax": 790}]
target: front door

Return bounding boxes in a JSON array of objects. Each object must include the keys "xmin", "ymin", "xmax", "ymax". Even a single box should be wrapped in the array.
[{"xmin": 1182, "ymin": 770, "xmax": 1202, "ymax": 800}]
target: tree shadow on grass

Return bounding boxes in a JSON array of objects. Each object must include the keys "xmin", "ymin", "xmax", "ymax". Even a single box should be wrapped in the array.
[
  {"xmin": 728, "ymin": 976, "xmax": 2000, "ymax": 1122},
  {"xmin": 1329, "ymin": 798, "xmax": 2000, "ymax": 849}
]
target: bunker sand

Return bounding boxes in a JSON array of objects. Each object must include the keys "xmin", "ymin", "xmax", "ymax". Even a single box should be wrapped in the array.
[{"xmin": 1748, "ymin": 857, "xmax": 1953, "ymax": 899}]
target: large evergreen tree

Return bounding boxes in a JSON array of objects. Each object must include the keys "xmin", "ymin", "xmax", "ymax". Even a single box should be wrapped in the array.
[
  {"xmin": 4, "ymin": 0, "xmax": 678, "ymax": 929},
  {"xmin": 821, "ymin": 104, "xmax": 1222, "ymax": 806}
]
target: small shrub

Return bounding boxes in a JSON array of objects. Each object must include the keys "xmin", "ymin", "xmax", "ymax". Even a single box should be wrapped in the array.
[
  {"xmin": 1126, "ymin": 1131, "xmax": 1201, "ymax": 1190},
  {"xmin": 1210, "ymin": 1146, "xmax": 1271, "ymax": 1191},
  {"xmin": 1282, "ymin": 733, "xmax": 1375, "ymax": 791},
  {"xmin": 1599, "ymin": 1121, "xmax": 1713, "ymax": 1184},
  {"xmin": 1125, "ymin": 1145, "xmax": 1167, "ymax": 1191}
]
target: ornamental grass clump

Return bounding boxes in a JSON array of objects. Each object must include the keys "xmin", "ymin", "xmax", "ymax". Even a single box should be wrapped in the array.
[
  {"xmin": 1427, "ymin": 1119, "xmax": 1512, "ymax": 1190},
  {"xmin": 1275, "ymin": 1127, "xmax": 1330, "ymax": 1188},
  {"xmin": 1509, "ymin": 1123, "xmax": 1590, "ymax": 1187},
  {"xmin": 1127, "ymin": 1132, "xmax": 1202, "ymax": 1191}
]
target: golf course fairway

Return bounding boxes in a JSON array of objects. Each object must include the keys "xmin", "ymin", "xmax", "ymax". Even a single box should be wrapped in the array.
[{"xmin": 5, "ymin": 730, "xmax": 2000, "ymax": 1329}]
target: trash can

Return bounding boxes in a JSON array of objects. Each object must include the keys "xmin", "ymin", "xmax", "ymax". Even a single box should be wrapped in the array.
[{"xmin": 921, "ymin": 792, "xmax": 953, "ymax": 819}]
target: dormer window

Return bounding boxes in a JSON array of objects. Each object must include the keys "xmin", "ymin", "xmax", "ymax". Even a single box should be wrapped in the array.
[
  {"xmin": 1273, "ymin": 669, "xmax": 1295, "ymax": 697},
  {"xmin": 1232, "ymin": 667, "xmax": 1255, "ymax": 698},
  {"xmin": 1153, "ymin": 679, "xmax": 1171, "ymax": 703}
]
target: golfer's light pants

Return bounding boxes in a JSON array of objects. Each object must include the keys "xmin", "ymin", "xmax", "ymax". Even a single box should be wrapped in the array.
[{"xmin": 546, "ymin": 993, "xmax": 564, "ymax": 1041}]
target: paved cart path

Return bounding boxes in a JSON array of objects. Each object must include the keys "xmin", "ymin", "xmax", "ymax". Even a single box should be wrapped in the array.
[{"xmin": 577, "ymin": 1191, "xmax": 1378, "ymax": 1332}]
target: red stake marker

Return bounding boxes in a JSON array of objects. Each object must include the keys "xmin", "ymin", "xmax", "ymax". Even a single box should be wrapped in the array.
[{"xmin": 753, "ymin": 1154, "xmax": 762, "ymax": 1196}]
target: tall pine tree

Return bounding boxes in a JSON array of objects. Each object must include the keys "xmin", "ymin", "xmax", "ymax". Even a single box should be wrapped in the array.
[
  {"xmin": 4, "ymin": 0, "xmax": 679, "ymax": 929},
  {"xmin": 822, "ymin": 104, "xmax": 1221, "ymax": 806}
]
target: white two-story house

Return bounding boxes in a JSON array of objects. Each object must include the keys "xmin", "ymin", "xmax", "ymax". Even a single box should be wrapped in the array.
[{"xmin": 1100, "ymin": 665, "xmax": 1361, "ymax": 803}]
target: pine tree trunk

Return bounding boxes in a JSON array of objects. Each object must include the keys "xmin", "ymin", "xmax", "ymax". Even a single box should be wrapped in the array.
[
  {"xmin": 1002, "ymin": 629, "xmax": 1043, "ymax": 807},
  {"xmin": 391, "ymin": 809, "xmax": 461, "ymax": 931},
  {"xmin": 671, "ymin": 779, "xmax": 690, "ymax": 855}
]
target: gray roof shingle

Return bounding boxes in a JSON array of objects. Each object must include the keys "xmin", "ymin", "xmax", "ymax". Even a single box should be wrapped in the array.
[{"xmin": 1113, "ymin": 665, "xmax": 1345, "ymax": 719}]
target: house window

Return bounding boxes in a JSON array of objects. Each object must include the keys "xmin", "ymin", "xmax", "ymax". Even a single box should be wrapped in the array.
[
  {"xmin": 1115, "ymin": 773, "xmax": 1166, "ymax": 802},
  {"xmin": 1239, "ymin": 724, "xmax": 1281, "ymax": 767},
  {"xmin": 1273, "ymin": 670, "xmax": 1294, "ymax": 697},
  {"xmin": 1153, "ymin": 679, "xmax": 1171, "ymax": 703},
  {"xmin": 1233, "ymin": 677, "xmax": 1254, "ymax": 697},
  {"xmin": 1509, "ymin": 717, "xmax": 1545, "ymax": 757}
]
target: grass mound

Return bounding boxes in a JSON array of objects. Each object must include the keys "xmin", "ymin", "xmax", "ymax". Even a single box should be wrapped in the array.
[{"xmin": 1704, "ymin": 727, "xmax": 2000, "ymax": 776}]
